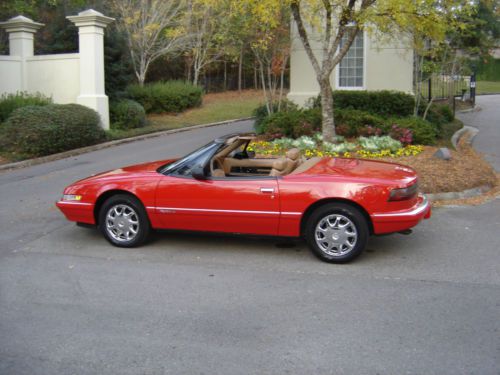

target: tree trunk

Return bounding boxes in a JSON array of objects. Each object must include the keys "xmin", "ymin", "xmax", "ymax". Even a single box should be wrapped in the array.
[
  {"xmin": 193, "ymin": 68, "xmax": 200, "ymax": 86},
  {"xmin": 319, "ymin": 80, "xmax": 335, "ymax": 141},
  {"xmin": 223, "ymin": 61, "xmax": 227, "ymax": 91},
  {"xmin": 238, "ymin": 48, "xmax": 243, "ymax": 93}
]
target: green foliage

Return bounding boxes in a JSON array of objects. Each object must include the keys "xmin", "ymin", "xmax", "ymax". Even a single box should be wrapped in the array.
[
  {"xmin": 110, "ymin": 99, "xmax": 147, "ymax": 130},
  {"xmin": 258, "ymin": 108, "xmax": 321, "ymax": 138},
  {"xmin": 0, "ymin": 92, "xmax": 52, "ymax": 123},
  {"xmin": 389, "ymin": 116, "xmax": 437, "ymax": 145},
  {"xmin": 313, "ymin": 90, "xmax": 415, "ymax": 118},
  {"xmin": 104, "ymin": 27, "xmax": 135, "ymax": 100},
  {"xmin": 420, "ymin": 102, "xmax": 454, "ymax": 130},
  {"xmin": 334, "ymin": 109, "xmax": 387, "ymax": 137},
  {"xmin": 0, "ymin": 104, "xmax": 105, "ymax": 157},
  {"xmin": 253, "ymin": 100, "xmax": 298, "ymax": 133},
  {"xmin": 358, "ymin": 136, "xmax": 402, "ymax": 152},
  {"xmin": 476, "ymin": 57, "xmax": 500, "ymax": 81},
  {"xmin": 127, "ymin": 81, "xmax": 203, "ymax": 114}
]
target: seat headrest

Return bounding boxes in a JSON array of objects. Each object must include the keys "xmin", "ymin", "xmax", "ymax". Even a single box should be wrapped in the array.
[
  {"xmin": 272, "ymin": 158, "xmax": 287, "ymax": 171},
  {"xmin": 286, "ymin": 148, "xmax": 300, "ymax": 160}
]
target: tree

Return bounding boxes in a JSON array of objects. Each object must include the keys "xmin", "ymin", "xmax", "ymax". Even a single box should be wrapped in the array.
[
  {"xmin": 110, "ymin": 0, "xmax": 189, "ymax": 85},
  {"xmin": 290, "ymin": 0, "xmax": 458, "ymax": 141},
  {"xmin": 185, "ymin": 0, "xmax": 226, "ymax": 86},
  {"xmin": 218, "ymin": 0, "xmax": 290, "ymax": 112},
  {"xmin": 413, "ymin": 0, "xmax": 494, "ymax": 113}
]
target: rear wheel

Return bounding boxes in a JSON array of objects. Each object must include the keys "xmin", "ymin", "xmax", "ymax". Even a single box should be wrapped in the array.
[
  {"xmin": 305, "ymin": 203, "xmax": 368, "ymax": 263},
  {"xmin": 98, "ymin": 194, "xmax": 150, "ymax": 247}
]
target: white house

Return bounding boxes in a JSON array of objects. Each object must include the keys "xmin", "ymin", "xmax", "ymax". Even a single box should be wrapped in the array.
[{"xmin": 288, "ymin": 28, "xmax": 414, "ymax": 106}]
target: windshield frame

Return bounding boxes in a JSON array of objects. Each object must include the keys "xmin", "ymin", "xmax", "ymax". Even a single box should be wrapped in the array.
[{"xmin": 157, "ymin": 141, "xmax": 224, "ymax": 176}]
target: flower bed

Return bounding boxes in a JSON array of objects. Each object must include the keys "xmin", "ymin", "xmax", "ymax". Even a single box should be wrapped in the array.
[{"xmin": 247, "ymin": 134, "xmax": 424, "ymax": 159}]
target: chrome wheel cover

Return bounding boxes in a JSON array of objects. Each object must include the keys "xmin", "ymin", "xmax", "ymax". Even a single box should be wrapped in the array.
[
  {"xmin": 315, "ymin": 214, "xmax": 358, "ymax": 256},
  {"xmin": 105, "ymin": 204, "xmax": 139, "ymax": 242}
]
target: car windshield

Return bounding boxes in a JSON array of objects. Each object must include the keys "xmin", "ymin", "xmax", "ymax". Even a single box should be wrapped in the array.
[{"xmin": 159, "ymin": 141, "xmax": 221, "ymax": 175}]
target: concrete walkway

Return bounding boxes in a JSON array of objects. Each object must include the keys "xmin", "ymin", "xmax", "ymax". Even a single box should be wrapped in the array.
[{"xmin": 457, "ymin": 95, "xmax": 500, "ymax": 171}]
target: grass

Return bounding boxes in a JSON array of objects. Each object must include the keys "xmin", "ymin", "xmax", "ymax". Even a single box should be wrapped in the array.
[
  {"xmin": 107, "ymin": 90, "xmax": 263, "ymax": 140},
  {"xmin": 476, "ymin": 81, "xmax": 500, "ymax": 95}
]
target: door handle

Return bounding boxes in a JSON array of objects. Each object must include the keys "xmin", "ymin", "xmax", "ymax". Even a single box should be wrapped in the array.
[{"xmin": 260, "ymin": 188, "xmax": 275, "ymax": 193}]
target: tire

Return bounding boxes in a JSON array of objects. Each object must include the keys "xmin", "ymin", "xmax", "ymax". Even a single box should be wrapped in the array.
[
  {"xmin": 305, "ymin": 203, "xmax": 368, "ymax": 263},
  {"xmin": 98, "ymin": 194, "xmax": 150, "ymax": 248}
]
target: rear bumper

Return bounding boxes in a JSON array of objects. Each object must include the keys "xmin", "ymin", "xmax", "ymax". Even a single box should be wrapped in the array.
[
  {"xmin": 371, "ymin": 194, "xmax": 431, "ymax": 234},
  {"xmin": 56, "ymin": 200, "xmax": 96, "ymax": 225}
]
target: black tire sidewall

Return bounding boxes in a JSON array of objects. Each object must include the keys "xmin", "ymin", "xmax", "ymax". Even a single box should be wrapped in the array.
[
  {"xmin": 98, "ymin": 194, "xmax": 150, "ymax": 248},
  {"xmin": 306, "ymin": 203, "xmax": 368, "ymax": 263}
]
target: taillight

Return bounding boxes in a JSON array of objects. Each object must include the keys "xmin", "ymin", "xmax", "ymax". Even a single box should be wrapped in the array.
[{"xmin": 388, "ymin": 182, "xmax": 418, "ymax": 201}]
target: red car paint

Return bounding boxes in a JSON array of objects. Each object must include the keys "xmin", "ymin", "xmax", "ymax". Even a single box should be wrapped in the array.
[{"xmin": 56, "ymin": 156, "xmax": 431, "ymax": 238}]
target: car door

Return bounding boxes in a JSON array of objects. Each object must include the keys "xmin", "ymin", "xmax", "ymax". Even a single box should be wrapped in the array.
[{"xmin": 155, "ymin": 175, "xmax": 280, "ymax": 235}]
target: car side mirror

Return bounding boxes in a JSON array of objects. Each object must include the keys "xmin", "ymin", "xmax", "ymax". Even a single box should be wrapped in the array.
[{"xmin": 191, "ymin": 165, "xmax": 206, "ymax": 180}]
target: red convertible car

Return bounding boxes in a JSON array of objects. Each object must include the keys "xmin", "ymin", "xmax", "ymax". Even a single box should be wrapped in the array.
[{"xmin": 57, "ymin": 133, "xmax": 431, "ymax": 263}]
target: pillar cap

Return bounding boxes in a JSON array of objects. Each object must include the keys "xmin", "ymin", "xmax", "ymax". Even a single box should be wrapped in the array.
[
  {"xmin": 0, "ymin": 15, "xmax": 44, "ymax": 33},
  {"xmin": 67, "ymin": 9, "xmax": 114, "ymax": 28}
]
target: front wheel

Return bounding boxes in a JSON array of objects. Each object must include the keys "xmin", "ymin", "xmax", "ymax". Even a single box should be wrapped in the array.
[
  {"xmin": 98, "ymin": 194, "xmax": 150, "ymax": 247},
  {"xmin": 305, "ymin": 203, "xmax": 368, "ymax": 263}
]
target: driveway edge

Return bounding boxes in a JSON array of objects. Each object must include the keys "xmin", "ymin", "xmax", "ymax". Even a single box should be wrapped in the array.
[
  {"xmin": 0, "ymin": 117, "xmax": 254, "ymax": 172},
  {"xmin": 427, "ymin": 184, "xmax": 493, "ymax": 202}
]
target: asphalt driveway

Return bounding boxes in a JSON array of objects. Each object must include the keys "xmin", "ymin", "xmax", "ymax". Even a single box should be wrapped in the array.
[{"xmin": 0, "ymin": 118, "xmax": 499, "ymax": 375}]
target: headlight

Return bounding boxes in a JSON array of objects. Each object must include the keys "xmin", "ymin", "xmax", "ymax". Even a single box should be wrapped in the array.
[
  {"xmin": 388, "ymin": 183, "xmax": 418, "ymax": 201},
  {"xmin": 62, "ymin": 194, "xmax": 82, "ymax": 201}
]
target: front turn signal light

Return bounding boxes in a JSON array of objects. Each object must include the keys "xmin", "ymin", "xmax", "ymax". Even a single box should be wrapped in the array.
[{"xmin": 62, "ymin": 194, "xmax": 82, "ymax": 201}]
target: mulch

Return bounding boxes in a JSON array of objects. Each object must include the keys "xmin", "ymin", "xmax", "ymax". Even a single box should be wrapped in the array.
[{"xmin": 377, "ymin": 135, "xmax": 497, "ymax": 194}]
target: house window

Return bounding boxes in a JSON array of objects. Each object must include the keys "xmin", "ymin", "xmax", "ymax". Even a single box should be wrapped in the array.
[{"xmin": 338, "ymin": 31, "xmax": 364, "ymax": 88}]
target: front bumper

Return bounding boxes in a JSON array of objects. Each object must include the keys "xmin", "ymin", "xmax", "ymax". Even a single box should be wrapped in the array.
[
  {"xmin": 371, "ymin": 194, "xmax": 431, "ymax": 234},
  {"xmin": 56, "ymin": 200, "xmax": 96, "ymax": 225}
]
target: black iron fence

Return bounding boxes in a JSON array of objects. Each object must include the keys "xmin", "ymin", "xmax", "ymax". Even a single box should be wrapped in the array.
[{"xmin": 419, "ymin": 74, "xmax": 471, "ymax": 101}]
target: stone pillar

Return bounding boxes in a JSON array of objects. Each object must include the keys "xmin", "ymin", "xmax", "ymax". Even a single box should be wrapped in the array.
[
  {"xmin": 67, "ymin": 9, "xmax": 114, "ymax": 130},
  {"xmin": 0, "ymin": 15, "xmax": 44, "ymax": 90}
]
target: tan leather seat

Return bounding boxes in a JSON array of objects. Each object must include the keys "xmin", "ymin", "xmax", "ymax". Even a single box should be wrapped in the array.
[
  {"xmin": 286, "ymin": 148, "xmax": 300, "ymax": 162},
  {"xmin": 269, "ymin": 148, "xmax": 302, "ymax": 176},
  {"xmin": 212, "ymin": 169, "xmax": 225, "ymax": 177},
  {"xmin": 269, "ymin": 158, "xmax": 288, "ymax": 176}
]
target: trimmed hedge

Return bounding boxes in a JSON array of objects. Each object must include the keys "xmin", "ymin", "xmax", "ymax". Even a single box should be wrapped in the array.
[
  {"xmin": 0, "ymin": 92, "xmax": 52, "ymax": 123},
  {"xmin": 127, "ymin": 80, "xmax": 203, "ymax": 114},
  {"xmin": 0, "ymin": 104, "xmax": 105, "ymax": 157},
  {"xmin": 110, "ymin": 99, "xmax": 147, "ymax": 130},
  {"xmin": 313, "ymin": 90, "xmax": 415, "ymax": 117}
]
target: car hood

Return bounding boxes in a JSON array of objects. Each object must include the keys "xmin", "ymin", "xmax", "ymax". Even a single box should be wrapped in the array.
[
  {"xmin": 73, "ymin": 159, "xmax": 176, "ymax": 184},
  {"xmin": 294, "ymin": 157, "xmax": 417, "ymax": 185}
]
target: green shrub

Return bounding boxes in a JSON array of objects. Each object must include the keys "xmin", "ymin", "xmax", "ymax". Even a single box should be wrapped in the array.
[
  {"xmin": 425, "ymin": 103, "xmax": 454, "ymax": 128},
  {"xmin": 334, "ymin": 109, "xmax": 387, "ymax": 137},
  {"xmin": 253, "ymin": 100, "xmax": 298, "ymax": 133},
  {"xmin": 127, "ymin": 81, "xmax": 203, "ymax": 114},
  {"xmin": 110, "ymin": 99, "xmax": 146, "ymax": 130},
  {"xmin": 258, "ymin": 108, "xmax": 321, "ymax": 138},
  {"xmin": 0, "ymin": 92, "xmax": 52, "ymax": 123},
  {"xmin": 0, "ymin": 104, "xmax": 105, "ymax": 157},
  {"xmin": 388, "ymin": 116, "xmax": 437, "ymax": 145},
  {"xmin": 313, "ymin": 90, "xmax": 415, "ymax": 117}
]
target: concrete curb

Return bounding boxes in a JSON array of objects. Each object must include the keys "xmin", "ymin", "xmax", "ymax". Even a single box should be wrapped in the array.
[
  {"xmin": 456, "ymin": 106, "xmax": 481, "ymax": 114},
  {"xmin": 0, "ymin": 117, "xmax": 254, "ymax": 172},
  {"xmin": 451, "ymin": 125, "xmax": 479, "ymax": 148},
  {"xmin": 436, "ymin": 125, "xmax": 497, "ymax": 203},
  {"xmin": 427, "ymin": 184, "xmax": 493, "ymax": 202}
]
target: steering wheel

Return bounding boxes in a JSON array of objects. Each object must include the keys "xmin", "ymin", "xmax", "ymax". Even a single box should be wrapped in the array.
[{"xmin": 210, "ymin": 156, "xmax": 224, "ymax": 174}]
